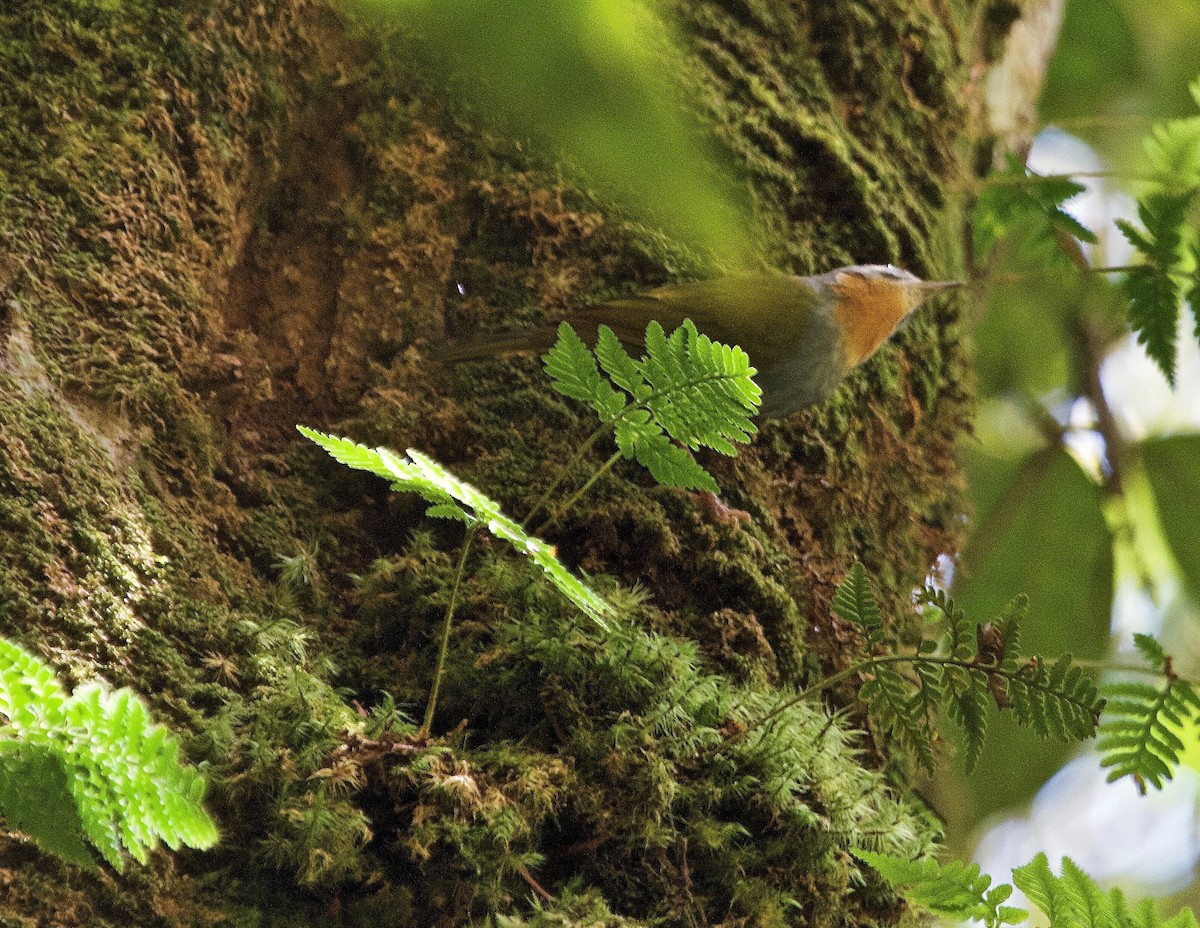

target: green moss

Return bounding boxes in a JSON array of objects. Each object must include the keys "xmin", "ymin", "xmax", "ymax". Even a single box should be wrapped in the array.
[{"xmin": 1, "ymin": 0, "xmax": 979, "ymax": 922}]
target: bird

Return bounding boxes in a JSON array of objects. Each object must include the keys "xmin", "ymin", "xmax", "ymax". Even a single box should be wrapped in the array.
[{"xmin": 435, "ymin": 264, "xmax": 960, "ymax": 418}]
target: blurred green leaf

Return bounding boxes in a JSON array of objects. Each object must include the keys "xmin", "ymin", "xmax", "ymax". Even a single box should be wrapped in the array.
[
  {"xmin": 973, "ymin": 276, "xmax": 1074, "ymax": 399},
  {"xmin": 1040, "ymin": 0, "xmax": 1140, "ymax": 125},
  {"xmin": 974, "ymin": 156, "xmax": 1096, "ymax": 264},
  {"xmin": 361, "ymin": 0, "xmax": 753, "ymax": 263},
  {"xmin": 1141, "ymin": 434, "xmax": 1200, "ymax": 601},
  {"xmin": 944, "ymin": 447, "xmax": 1113, "ymax": 845}
]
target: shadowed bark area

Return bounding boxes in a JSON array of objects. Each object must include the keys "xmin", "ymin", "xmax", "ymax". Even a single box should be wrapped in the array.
[{"xmin": 0, "ymin": 0, "xmax": 1016, "ymax": 924}]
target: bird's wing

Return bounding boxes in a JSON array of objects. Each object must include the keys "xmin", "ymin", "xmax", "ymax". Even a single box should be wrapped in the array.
[{"xmin": 577, "ymin": 276, "xmax": 817, "ymax": 371}]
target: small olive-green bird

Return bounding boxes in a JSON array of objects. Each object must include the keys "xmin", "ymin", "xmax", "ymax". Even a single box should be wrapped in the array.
[{"xmin": 437, "ymin": 265, "xmax": 960, "ymax": 418}]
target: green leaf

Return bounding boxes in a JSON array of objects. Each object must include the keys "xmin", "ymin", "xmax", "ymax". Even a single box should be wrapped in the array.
[
  {"xmin": 542, "ymin": 319, "xmax": 759, "ymax": 492},
  {"xmin": 1098, "ymin": 633, "xmax": 1200, "ymax": 792},
  {"xmin": 0, "ymin": 639, "xmax": 218, "ymax": 870},
  {"xmin": 852, "ymin": 849, "xmax": 1026, "ymax": 928},
  {"xmin": 1142, "ymin": 434, "xmax": 1200, "ymax": 600},
  {"xmin": 831, "ymin": 563, "xmax": 882, "ymax": 631},
  {"xmin": 0, "ymin": 743, "xmax": 93, "ymax": 867},
  {"xmin": 543, "ymin": 322, "xmax": 625, "ymax": 420},
  {"xmin": 974, "ymin": 154, "xmax": 1097, "ymax": 263},
  {"xmin": 1117, "ymin": 190, "xmax": 1195, "ymax": 385},
  {"xmin": 951, "ymin": 447, "xmax": 1112, "ymax": 832},
  {"xmin": 1013, "ymin": 853, "xmax": 1193, "ymax": 928},
  {"xmin": 299, "ymin": 428, "xmax": 613, "ymax": 627},
  {"xmin": 1143, "ymin": 117, "xmax": 1200, "ymax": 192}
]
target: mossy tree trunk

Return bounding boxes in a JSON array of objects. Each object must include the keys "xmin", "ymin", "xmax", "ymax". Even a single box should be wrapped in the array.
[{"xmin": 0, "ymin": 1, "xmax": 1019, "ymax": 924}]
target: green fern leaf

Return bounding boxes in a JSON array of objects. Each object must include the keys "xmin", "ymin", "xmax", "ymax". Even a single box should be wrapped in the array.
[
  {"xmin": 542, "ymin": 321, "xmax": 618, "ymax": 414},
  {"xmin": 1013, "ymin": 853, "xmax": 1194, "ymax": 928},
  {"xmin": 594, "ymin": 326, "xmax": 648, "ymax": 400},
  {"xmin": 1009, "ymin": 654, "xmax": 1103, "ymax": 741},
  {"xmin": 1143, "ymin": 116, "xmax": 1200, "ymax": 192},
  {"xmin": 974, "ymin": 154, "xmax": 1097, "ymax": 261},
  {"xmin": 1098, "ymin": 658, "xmax": 1200, "ymax": 793},
  {"xmin": 616, "ymin": 419, "xmax": 719, "ymax": 492},
  {"xmin": 299, "ymin": 428, "xmax": 613, "ymax": 627},
  {"xmin": 1187, "ymin": 244, "xmax": 1200, "ymax": 351},
  {"xmin": 639, "ymin": 320, "xmax": 758, "ymax": 454},
  {"xmin": 542, "ymin": 319, "xmax": 759, "ymax": 492},
  {"xmin": 0, "ymin": 640, "xmax": 218, "ymax": 870},
  {"xmin": 946, "ymin": 668, "xmax": 990, "ymax": 773},
  {"xmin": 0, "ymin": 742, "xmax": 93, "ymax": 867},
  {"xmin": 853, "ymin": 849, "xmax": 1026, "ymax": 928},
  {"xmin": 1116, "ymin": 190, "xmax": 1196, "ymax": 385},
  {"xmin": 832, "ymin": 562, "xmax": 882, "ymax": 631}
]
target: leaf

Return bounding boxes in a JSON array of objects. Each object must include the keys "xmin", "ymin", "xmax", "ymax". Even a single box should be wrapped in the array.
[
  {"xmin": 1116, "ymin": 190, "xmax": 1195, "ymax": 385},
  {"xmin": 952, "ymin": 448, "xmax": 1112, "ymax": 831},
  {"xmin": 543, "ymin": 322, "xmax": 626, "ymax": 420},
  {"xmin": 1142, "ymin": 434, "xmax": 1200, "ymax": 601},
  {"xmin": 543, "ymin": 319, "xmax": 759, "ymax": 492},
  {"xmin": 0, "ymin": 639, "xmax": 218, "ymax": 870},
  {"xmin": 974, "ymin": 154, "xmax": 1097, "ymax": 263},
  {"xmin": 0, "ymin": 743, "xmax": 93, "ymax": 867},
  {"xmin": 1098, "ymin": 633, "xmax": 1200, "ymax": 793},
  {"xmin": 1013, "ymin": 854, "xmax": 1191, "ymax": 928},
  {"xmin": 831, "ymin": 563, "xmax": 882, "ymax": 631},
  {"xmin": 299, "ymin": 428, "xmax": 613, "ymax": 627},
  {"xmin": 852, "ymin": 849, "xmax": 1026, "ymax": 928}
]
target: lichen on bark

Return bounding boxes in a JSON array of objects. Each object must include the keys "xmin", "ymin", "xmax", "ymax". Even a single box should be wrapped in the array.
[{"xmin": 0, "ymin": 0, "xmax": 988, "ymax": 924}]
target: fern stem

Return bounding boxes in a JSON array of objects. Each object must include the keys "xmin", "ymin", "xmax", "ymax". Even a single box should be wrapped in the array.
[
  {"xmin": 420, "ymin": 525, "xmax": 478, "ymax": 738},
  {"xmin": 708, "ymin": 652, "xmax": 1100, "ymax": 759},
  {"xmin": 523, "ymin": 423, "xmax": 610, "ymax": 528},
  {"xmin": 535, "ymin": 450, "xmax": 623, "ymax": 533}
]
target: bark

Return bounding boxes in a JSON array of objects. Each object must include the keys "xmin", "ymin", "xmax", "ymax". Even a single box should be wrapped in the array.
[{"xmin": 0, "ymin": 0, "xmax": 1020, "ymax": 924}]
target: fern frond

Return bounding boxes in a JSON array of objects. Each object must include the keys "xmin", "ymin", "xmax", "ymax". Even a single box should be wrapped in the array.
[
  {"xmin": 0, "ymin": 639, "xmax": 218, "ymax": 870},
  {"xmin": 299, "ymin": 428, "xmax": 613, "ymax": 627},
  {"xmin": 1008, "ymin": 654, "xmax": 1103, "ymax": 741},
  {"xmin": 1098, "ymin": 635, "xmax": 1200, "ymax": 793},
  {"xmin": 542, "ymin": 320, "xmax": 759, "ymax": 492},
  {"xmin": 544, "ymin": 322, "xmax": 627, "ymax": 419},
  {"xmin": 853, "ymin": 849, "xmax": 1026, "ymax": 928},
  {"xmin": 1116, "ymin": 190, "xmax": 1196, "ymax": 385},
  {"xmin": 974, "ymin": 154, "xmax": 1097, "ymax": 261},
  {"xmin": 1013, "ymin": 853, "xmax": 1197, "ymax": 928},
  {"xmin": 1142, "ymin": 116, "xmax": 1200, "ymax": 192},
  {"xmin": 832, "ymin": 563, "xmax": 882, "ymax": 632},
  {"xmin": 858, "ymin": 666, "xmax": 937, "ymax": 773}
]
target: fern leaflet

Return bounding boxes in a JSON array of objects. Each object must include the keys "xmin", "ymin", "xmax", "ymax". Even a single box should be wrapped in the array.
[
  {"xmin": 0, "ymin": 638, "xmax": 218, "ymax": 870},
  {"xmin": 862, "ymin": 850, "xmax": 1199, "ymax": 928},
  {"xmin": 1116, "ymin": 190, "xmax": 1196, "ymax": 385},
  {"xmin": 830, "ymin": 569, "xmax": 1103, "ymax": 774},
  {"xmin": 852, "ymin": 849, "xmax": 1026, "ymax": 928},
  {"xmin": 1098, "ymin": 633, "xmax": 1200, "ymax": 793},
  {"xmin": 974, "ymin": 153, "xmax": 1097, "ymax": 262},
  {"xmin": 298, "ymin": 427, "xmax": 613, "ymax": 627},
  {"xmin": 543, "ymin": 320, "xmax": 760, "ymax": 493}
]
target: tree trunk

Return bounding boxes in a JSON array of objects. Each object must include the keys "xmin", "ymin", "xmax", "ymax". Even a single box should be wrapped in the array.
[{"xmin": 0, "ymin": 1, "xmax": 1014, "ymax": 924}]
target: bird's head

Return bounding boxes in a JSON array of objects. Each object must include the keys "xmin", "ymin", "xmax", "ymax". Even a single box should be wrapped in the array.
[{"xmin": 820, "ymin": 264, "xmax": 960, "ymax": 368}]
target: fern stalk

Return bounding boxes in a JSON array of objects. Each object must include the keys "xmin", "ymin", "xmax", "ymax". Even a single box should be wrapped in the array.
[
  {"xmin": 421, "ymin": 525, "xmax": 478, "ymax": 738},
  {"xmin": 536, "ymin": 450, "xmax": 623, "ymax": 533},
  {"xmin": 710, "ymin": 652, "xmax": 1100, "ymax": 758},
  {"xmin": 522, "ymin": 422, "xmax": 609, "ymax": 528}
]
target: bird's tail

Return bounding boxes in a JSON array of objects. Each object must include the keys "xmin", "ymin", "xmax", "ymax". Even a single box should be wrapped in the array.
[{"xmin": 427, "ymin": 326, "xmax": 560, "ymax": 363}]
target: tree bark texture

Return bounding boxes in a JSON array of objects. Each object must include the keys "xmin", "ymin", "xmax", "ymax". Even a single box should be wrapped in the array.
[{"xmin": 0, "ymin": 1, "xmax": 1022, "ymax": 924}]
